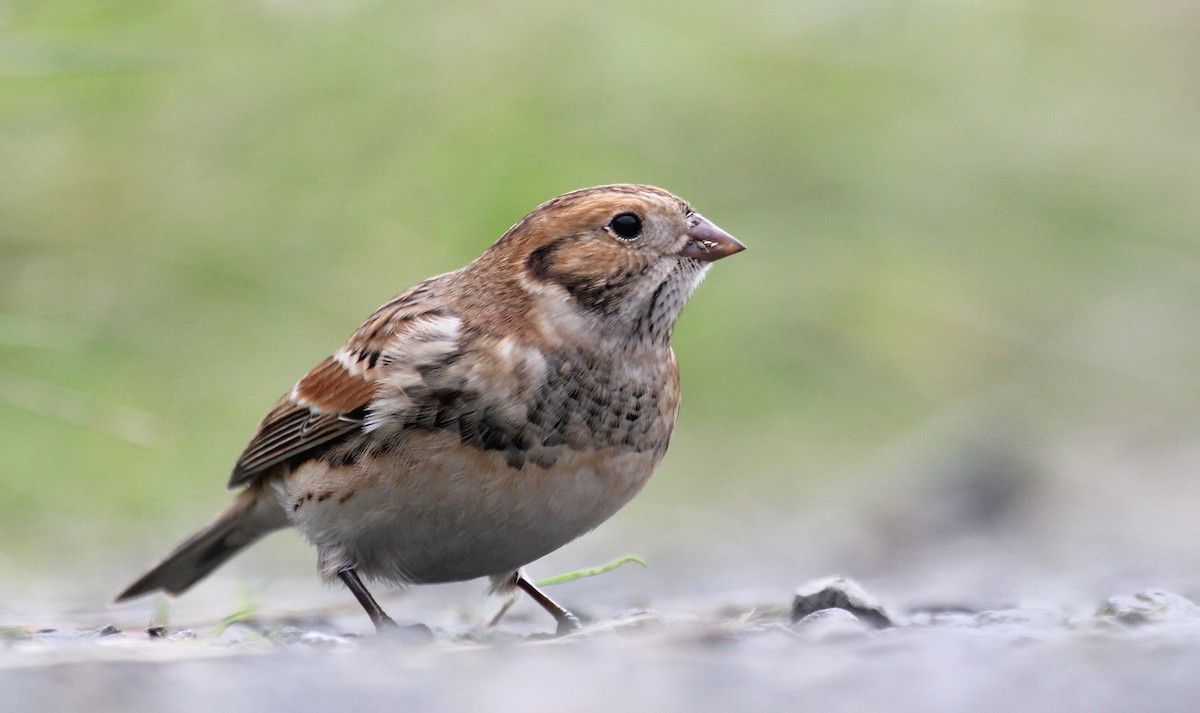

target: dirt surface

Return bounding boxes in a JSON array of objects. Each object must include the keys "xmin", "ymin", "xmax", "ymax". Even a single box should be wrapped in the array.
[{"xmin": 5, "ymin": 582, "xmax": 1200, "ymax": 713}]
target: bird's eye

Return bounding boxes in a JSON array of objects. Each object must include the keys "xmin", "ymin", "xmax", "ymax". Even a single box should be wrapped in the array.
[{"xmin": 609, "ymin": 212, "xmax": 642, "ymax": 240}]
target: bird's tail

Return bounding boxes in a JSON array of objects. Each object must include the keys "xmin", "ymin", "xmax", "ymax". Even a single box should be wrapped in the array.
[{"xmin": 113, "ymin": 486, "xmax": 289, "ymax": 603}]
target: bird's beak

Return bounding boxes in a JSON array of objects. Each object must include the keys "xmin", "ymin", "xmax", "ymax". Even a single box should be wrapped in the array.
[{"xmin": 681, "ymin": 214, "xmax": 746, "ymax": 262}]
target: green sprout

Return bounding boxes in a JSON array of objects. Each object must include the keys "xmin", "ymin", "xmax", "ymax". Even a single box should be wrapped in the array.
[{"xmin": 487, "ymin": 554, "xmax": 647, "ymax": 628}]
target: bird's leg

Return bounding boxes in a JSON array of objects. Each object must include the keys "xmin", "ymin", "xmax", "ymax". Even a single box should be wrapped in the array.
[
  {"xmin": 512, "ymin": 572, "xmax": 582, "ymax": 635},
  {"xmin": 337, "ymin": 568, "xmax": 398, "ymax": 632}
]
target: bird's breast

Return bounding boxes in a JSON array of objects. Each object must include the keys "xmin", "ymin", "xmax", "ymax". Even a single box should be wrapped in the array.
[
  {"xmin": 283, "ymin": 433, "xmax": 664, "ymax": 583},
  {"xmin": 368, "ymin": 338, "xmax": 681, "ymax": 473},
  {"xmin": 284, "ymin": 341, "xmax": 681, "ymax": 583}
]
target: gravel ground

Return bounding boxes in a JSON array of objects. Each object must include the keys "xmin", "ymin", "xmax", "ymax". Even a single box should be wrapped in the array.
[
  {"xmin": 5, "ymin": 582, "xmax": 1200, "ymax": 713},
  {"xmin": 5, "ymin": 440, "xmax": 1200, "ymax": 713}
]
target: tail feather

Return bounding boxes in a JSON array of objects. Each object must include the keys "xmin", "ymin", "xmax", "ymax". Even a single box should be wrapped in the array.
[{"xmin": 113, "ymin": 488, "xmax": 288, "ymax": 603}]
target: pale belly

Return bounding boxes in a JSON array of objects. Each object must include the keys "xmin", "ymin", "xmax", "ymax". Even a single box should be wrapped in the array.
[{"xmin": 275, "ymin": 430, "xmax": 660, "ymax": 584}]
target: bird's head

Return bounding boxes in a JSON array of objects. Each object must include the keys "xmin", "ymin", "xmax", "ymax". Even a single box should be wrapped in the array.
[{"xmin": 475, "ymin": 184, "xmax": 744, "ymax": 347}]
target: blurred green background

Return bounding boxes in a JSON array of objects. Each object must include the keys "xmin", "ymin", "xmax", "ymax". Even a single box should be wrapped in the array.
[{"xmin": 3, "ymin": 1, "xmax": 1199, "ymax": 602}]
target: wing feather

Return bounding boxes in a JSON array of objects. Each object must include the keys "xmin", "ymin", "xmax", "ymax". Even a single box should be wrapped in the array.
[{"xmin": 227, "ymin": 280, "xmax": 458, "ymax": 488}]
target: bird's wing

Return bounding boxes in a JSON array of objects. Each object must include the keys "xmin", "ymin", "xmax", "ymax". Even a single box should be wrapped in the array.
[{"xmin": 227, "ymin": 281, "xmax": 462, "ymax": 488}]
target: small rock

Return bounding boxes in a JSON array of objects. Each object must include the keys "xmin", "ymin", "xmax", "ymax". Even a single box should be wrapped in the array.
[
  {"xmin": 791, "ymin": 576, "xmax": 896, "ymax": 629},
  {"xmin": 1098, "ymin": 589, "xmax": 1200, "ymax": 626},
  {"xmin": 790, "ymin": 608, "xmax": 872, "ymax": 642}
]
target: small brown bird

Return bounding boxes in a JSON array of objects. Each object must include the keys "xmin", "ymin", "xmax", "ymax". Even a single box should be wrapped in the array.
[{"xmin": 114, "ymin": 184, "xmax": 744, "ymax": 634}]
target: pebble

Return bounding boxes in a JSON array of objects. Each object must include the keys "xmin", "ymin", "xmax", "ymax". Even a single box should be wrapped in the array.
[
  {"xmin": 790, "ymin": 607, "xmax": 873, "ymax": 642},
  {"xmin": 791, "ymin": 576, "xmax": 896, "ymax": 629},
  {"xmin": 1097, "ymin": 589, "xmax": 1200, "ymax": 626}
]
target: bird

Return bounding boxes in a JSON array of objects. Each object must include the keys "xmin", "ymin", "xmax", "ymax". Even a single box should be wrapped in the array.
[{"xmin": 113, "ymin": 184, "xmax": 745, "ymax": 635}]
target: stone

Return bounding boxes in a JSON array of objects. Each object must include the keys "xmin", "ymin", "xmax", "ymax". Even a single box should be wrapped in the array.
[
  {"xmin": 1097, "ymin": 590, "xmax": 1200, "ymax": 626},
  {"xmin": 791, "ymin": 576, "xmax": 896, "ymax": 629},
  {"xmin": 790, "ymin": 608, "xmax": 872, "ymax": 642}
]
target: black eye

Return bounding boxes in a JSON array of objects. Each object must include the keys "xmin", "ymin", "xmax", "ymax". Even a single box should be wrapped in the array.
[{"xmin": 609, "ymin": 212, "xmax": 642, "ymax": 240}]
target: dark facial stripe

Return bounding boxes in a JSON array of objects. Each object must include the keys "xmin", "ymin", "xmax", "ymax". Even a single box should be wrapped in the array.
[
  {"xmin": 560, "ymin": 264, "xmax": 657, "ymax": 318},
  {"xmin": 525, "ymin": 239, "xmax": 563, "ymax": 282}
]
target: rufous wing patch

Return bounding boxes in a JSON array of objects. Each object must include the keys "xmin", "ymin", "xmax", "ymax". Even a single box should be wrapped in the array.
[
  {"xmin": 227, "ymin": 354, "xmax": 375, "ymax": 489},
  {"xmin": 227, "ymin": 281, "xmax": 453, "ymax": 489}
]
